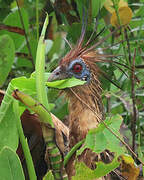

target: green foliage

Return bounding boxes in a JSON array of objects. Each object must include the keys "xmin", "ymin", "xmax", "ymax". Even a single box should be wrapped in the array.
[
  {"xmin": 91, "ymin": 0, "xmax": 106, "ymax": 18},
  {"xmin": 0, "ymin": 34, "xmax": 15, "ymax": 86},
  {"xmin": 9, "ymin": 73, "xmax": 85, "ymax": 96},
  {"xmin": 74, "ymin": 115, "xmax": 124, "ymax": 179},
  {"xmin": 77, "ymin": 115, "xmax": 125, "ymax": 155},
  {"xmin": 73, "ymin": 156, "xmax": 120, "ymax": 180},
  {"xmin": 0, "ymin": 147, "xmax": 25, "ymax": 180},
  {"xmin": 46, "ymin": 77, "xmax": 86, "ymax": 89},
  {"xmin": 0, "ymin": 83, "xmax": 19, "ymax": 153},
  {"xmin": 13, "ymin": 89, "xmax": 53, "ymax": 125},
  {"xmin": 11, "ymin": 76, "xmax": 36, "ymax": 96},
  {"xmin": 35, "ymin": 14, "xmax": 50, "ymax": 110},
  {"xmin": 0, "ymin": 102, "xmax": 18, "ymax": 151}
]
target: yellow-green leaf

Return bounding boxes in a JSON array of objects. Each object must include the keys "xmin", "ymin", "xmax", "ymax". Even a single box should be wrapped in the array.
[
  {"xmin": 110, "ymin": 6, "xmax": 132, "ymax": 27},
  {"xmin": 104, "ymin": 0, "xmax": 132, "ymax": 27}
]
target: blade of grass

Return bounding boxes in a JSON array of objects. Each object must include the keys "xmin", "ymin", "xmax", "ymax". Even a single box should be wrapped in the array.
[{"xmin": 35, "ymin": 14, "xmax": 51, "ymax": 111}]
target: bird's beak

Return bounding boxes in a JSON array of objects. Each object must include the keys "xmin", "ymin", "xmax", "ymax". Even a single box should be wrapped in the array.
[{"xmin": 48, "ymin": 66, "xmax": 68, "ymax": 82}]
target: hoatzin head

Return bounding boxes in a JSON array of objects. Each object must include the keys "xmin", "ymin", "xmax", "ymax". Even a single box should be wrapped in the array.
[
  {"xmin": 48, "ymin": 58, "xmax": 91, "ymax": 82},
  {"xmin": 48, "ymin": 25, "xmax": 106, "ymax": 84},
  {"xmin": 48, "ymin": 25, "xmax": 117, "ymax": 87}
]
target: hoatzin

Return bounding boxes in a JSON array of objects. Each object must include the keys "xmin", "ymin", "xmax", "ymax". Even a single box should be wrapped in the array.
[{"xmin": 48, "ymin": 25, "xmax": 116, "ymax": 179}]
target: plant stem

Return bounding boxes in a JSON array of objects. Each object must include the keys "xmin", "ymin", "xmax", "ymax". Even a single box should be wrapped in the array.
[
  {"xmin": 131, "ymin": 49, "xmax": 137, "ymax": 154},
  {"xmin": 13, "ymin": 100, "xmax": 36, "ymax": 180},
  {"xmin": 64, "ymin": 139, "xmax": 85, "ymax": 167}
]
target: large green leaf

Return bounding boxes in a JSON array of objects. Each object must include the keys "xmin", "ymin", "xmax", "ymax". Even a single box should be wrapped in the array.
[
  {"xmin": 0, "ymin": 34, "xmax": 15, "ymax": 86},
  {"xmin": 0, "ymin": 147, "xmax": 25, "ymax": 180},
  {"xmin": 0, "ymin": 101, "xmax": 18, "ymax": 151},
  {"xmin": 86, "ymin": 128, "xmax": 107, "ymax": 153},
  {"xmin": 85, "ymin": 114, "xmax": 125, "ymax": 155},
  {"xmin": 11, "ymin": 76, "xmax": 36, "ymax": 96}
]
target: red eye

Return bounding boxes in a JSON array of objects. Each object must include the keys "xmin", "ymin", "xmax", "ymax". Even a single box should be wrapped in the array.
[{"xmin": 73, "ymin": 63, "xmax": 83, "ymax": 73}]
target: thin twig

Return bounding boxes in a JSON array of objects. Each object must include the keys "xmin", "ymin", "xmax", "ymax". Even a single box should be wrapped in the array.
[
  {"xmin": 124, "ymin": 28, "xmax": 131, "ymax": 64},
  {"xmin": 131, "ymin": 48, "xmax": 137, "ymax": 155},
  {"xmin": 113, "ymin": 170, "xmax": 126, "ymax": 180},
  {"xmin": 125, "ymin": 27, "xmax": 138, "ymax": 154},
  {"xmin": 63, "ymin": 37, "xmax": 72, "ymax": 49},
  {"xmin": 0, "ymin": 24, "xmax": 25, "ymax": 35},
  {"xmin": 16, "ymin": 0, "xmax": 35, "ymax": 69},
  {"xmin": 70, "ymin": 88, "xmax": 144, "ymax": 165}
]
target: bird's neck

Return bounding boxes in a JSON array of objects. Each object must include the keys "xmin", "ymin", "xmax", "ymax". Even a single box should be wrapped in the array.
[{"xmin": 66, "ymin": 79, "xmax": 103, "ymax": 147}]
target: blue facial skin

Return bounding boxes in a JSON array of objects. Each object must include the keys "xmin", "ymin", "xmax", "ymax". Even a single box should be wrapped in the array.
[{"xmin": 66, "ymin": 59, "xmax": 91, "ymax": 83}]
